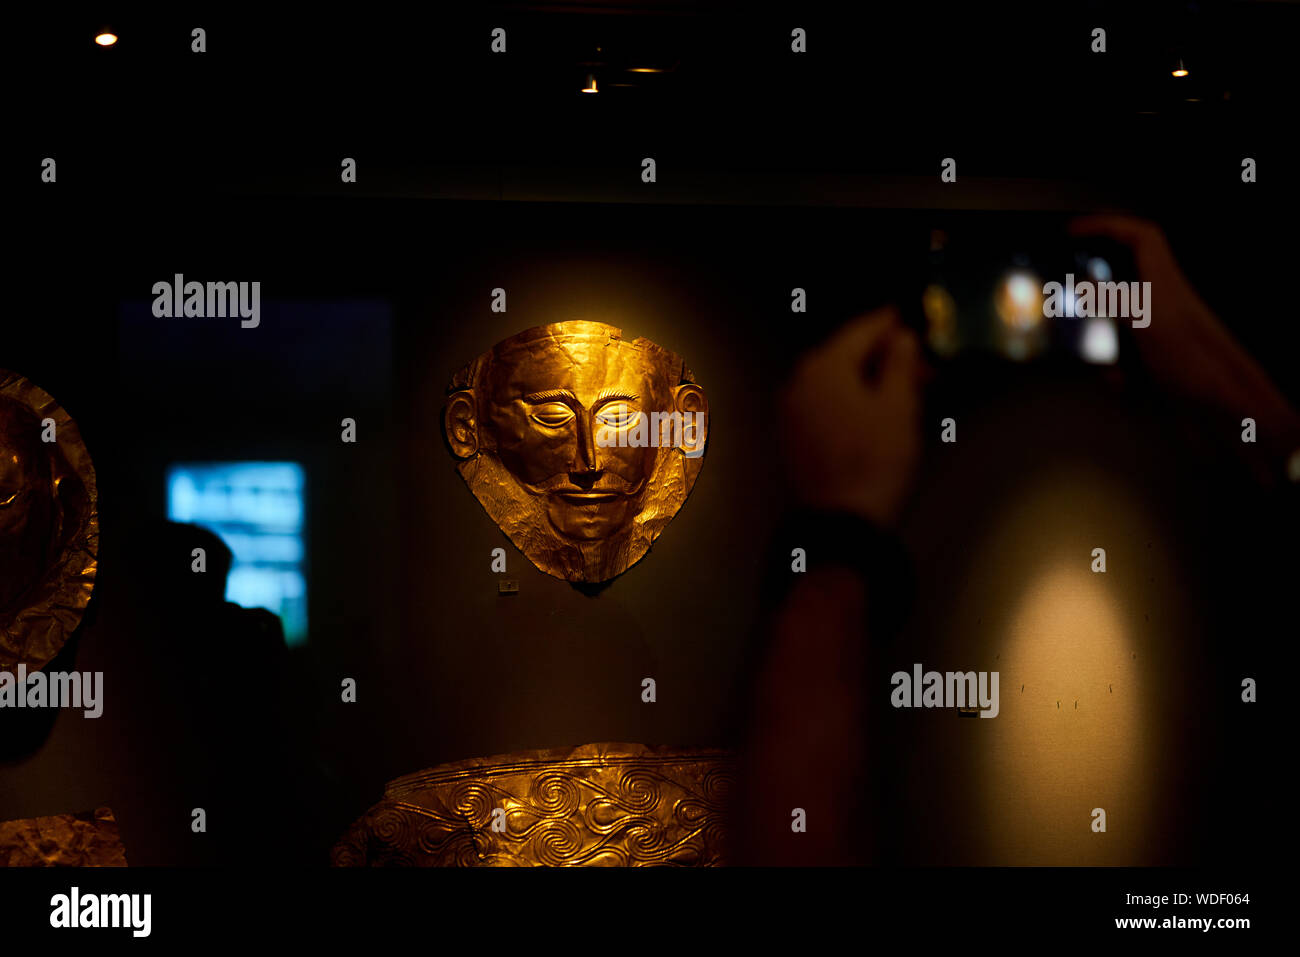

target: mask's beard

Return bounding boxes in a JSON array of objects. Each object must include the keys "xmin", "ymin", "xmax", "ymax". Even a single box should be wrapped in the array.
[{"xmin": 455, "ymin": 447, "xmax": 688, "ymax": 583}]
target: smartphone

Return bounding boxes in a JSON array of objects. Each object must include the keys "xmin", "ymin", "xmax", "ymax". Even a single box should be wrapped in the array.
[{"xmin": 902, "ymin": 221, "xmax": 1138, "ymax": 366}]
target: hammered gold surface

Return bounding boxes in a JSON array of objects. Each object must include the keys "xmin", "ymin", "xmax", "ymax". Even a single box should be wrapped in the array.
[
  {"xmin": 0, "ymin": 807, "xmax": 127, "ymax": 867},
  {"xmin": 444, "ymin": 322, "xmax": 707, "ymax": 583},
  {"xmin": 332, "ymin": 743, "xmax": 736, "ymax": 866},
  {"xmin": 0, "ymin": 370, "xmax": 99, "ymax": 672}
]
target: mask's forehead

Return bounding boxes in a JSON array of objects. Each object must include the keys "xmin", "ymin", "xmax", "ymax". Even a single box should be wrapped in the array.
[{"xmin": 486, "ymin": 333, "xmax": 676, "ymax": 405}]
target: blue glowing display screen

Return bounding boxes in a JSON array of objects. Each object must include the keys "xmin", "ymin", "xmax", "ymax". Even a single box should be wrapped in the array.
[{"xmin": 166, "ymin": 462, "xmax": 307, "ymax": 645}]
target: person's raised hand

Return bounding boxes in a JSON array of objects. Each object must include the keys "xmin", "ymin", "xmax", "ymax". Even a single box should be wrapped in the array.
[
  {"xmin": 1070, "ymin": 215, "xmax": 1300, "ymax": 484},
  {"xmin": 778, "ymin": 304, "xmax": 926, "ymax": 527}
]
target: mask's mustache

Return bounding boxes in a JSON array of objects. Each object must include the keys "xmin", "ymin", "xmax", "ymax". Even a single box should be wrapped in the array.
[{"xmin": 529, "ymin": 474, "xmax": 646, "ymax": 496}]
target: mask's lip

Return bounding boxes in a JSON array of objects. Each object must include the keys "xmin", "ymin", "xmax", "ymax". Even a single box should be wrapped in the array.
[{"xmin": 555, "ymin": 490, "xmax": 622, "ymax": 503}]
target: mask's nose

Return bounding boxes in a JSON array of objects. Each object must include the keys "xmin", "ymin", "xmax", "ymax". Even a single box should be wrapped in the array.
[{"xmin": 572, "ymin": 410, "xmax": 604, "ymax": 483}]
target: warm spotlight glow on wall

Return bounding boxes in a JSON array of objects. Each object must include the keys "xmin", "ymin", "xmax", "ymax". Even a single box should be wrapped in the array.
[
  {"xmin": 963, "ymin": 468, "xmax": 1178, "ymax": 865},
  {"xmin": 987, "ymin": 562, "xmax": 1143, "ymax": 863},
  {"xmin": 95, "ymin": 32, "xmax": 118, "ymax": 46}
]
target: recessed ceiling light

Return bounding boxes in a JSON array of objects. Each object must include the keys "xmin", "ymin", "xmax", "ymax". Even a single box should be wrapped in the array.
[{"xmin": 95, "ymin": 32, "xmax": 117, "ymax": 46}]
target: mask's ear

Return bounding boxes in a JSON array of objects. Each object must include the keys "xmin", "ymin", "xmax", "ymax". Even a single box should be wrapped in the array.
[
  {"xmin": 444, "ymin": 391, "xmax": 479, "ymax": 459},
  {"xmin": 673, "ymin": 384, "xmax": 708, "ymax": 458}
]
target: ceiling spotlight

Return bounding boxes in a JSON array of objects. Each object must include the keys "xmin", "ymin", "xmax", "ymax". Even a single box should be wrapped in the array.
[
  {"xmin": 581, "ymin": 73, "xmax": 598, "ymax": 93},
  {"xmin": 94, "ymin": 31, "xmax": 118, "ymax": 46},
  {"xmin": 1171, "ymin": 58, "xmax": 1188, "ymax": 78},
  {"xmin": 627, "ymin": 67, "xmax": 664, "ymax": 74}
]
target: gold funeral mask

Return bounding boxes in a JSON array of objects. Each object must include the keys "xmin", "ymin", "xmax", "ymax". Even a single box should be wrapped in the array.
[{"xmin": 444, "ymin": 322, "xmax": 707, "ymax": 583}]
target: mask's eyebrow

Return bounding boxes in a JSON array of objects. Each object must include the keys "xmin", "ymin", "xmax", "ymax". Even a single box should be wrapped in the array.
[
  {"xmin": 595, "ymin": 388, "xmax": 640, "ymax": 404},
  {"xmin": 523, "ymin": 389, "xmax": 578, "ymax": 403}
]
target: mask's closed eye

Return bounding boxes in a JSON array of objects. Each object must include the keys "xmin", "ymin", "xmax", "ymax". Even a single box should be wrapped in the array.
[
  {"xmin": 529, "ymin": 402, "xmax": 576, "ymax": 428},
  {"xmin": 595, "ymin": 402, "xmax": 638, "ymax": 429},
  {"xmin": 0, "ymin": 490, "xmax": 18, "ymax": 508}
]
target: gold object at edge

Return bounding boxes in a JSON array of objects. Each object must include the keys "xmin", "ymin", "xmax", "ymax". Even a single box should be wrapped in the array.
[
  {"xmin": 0, "ymin": 370, "xmax": 99, "ymax": 672},
  {"xmin": 0, "ymin": 806, "xmax": 128, "ymax": 867},
  {"xmin": 332, "ymin": 742, "xmax": 736, "ymax": 866}
]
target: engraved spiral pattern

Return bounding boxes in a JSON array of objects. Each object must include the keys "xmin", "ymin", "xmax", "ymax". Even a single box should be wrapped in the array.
[
  {"xmin": 529, "ymin": 771, "xmax": 582, "ymax": 818},
  {"xmin": 449, "ymin": 780, "xmax": 497, "ymax": 828},
  {"xmin": 533, "ymin": 819, "xmax": 584, "ymax": 866},
  {"xmin": 616, "ymin": 768, "xmax": 662, "ymax": 813},
  {"xmin": 369, "ymin": 804, "xmax": 413, "ymax": 848}
]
